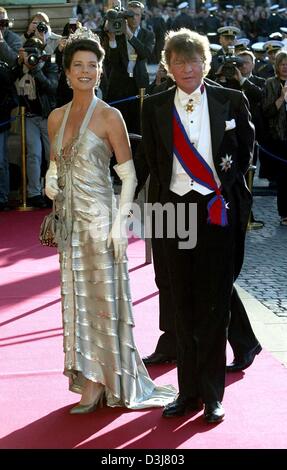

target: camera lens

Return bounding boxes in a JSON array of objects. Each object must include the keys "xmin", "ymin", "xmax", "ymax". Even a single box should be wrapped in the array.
[
  {"xmin": 37, "ymin": 22, "xmax": 48, "ymax": 34},
  {"xmin": 27, "ymin": 54, "xmax": 39, "ymax": 66}
]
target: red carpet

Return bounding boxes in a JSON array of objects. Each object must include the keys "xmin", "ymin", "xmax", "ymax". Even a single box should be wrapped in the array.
[{"xmin": 1, "ymin": 210, "xmax": 287, "ymax": 449}]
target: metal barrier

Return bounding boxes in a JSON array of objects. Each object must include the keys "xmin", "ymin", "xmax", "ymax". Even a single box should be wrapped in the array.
[
  {"xmin": 16, "ymin": 107, "xmax": 34, "ymax": 211},
  {"xmin": 128, "ymin": 130, "xmax": 152, "ymax": 265},
  {"xmin": 246, "ymin": 160, "xmax": 264, "ymax": 231}
]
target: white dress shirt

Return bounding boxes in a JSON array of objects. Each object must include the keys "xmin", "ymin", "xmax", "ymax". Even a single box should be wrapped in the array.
[{"xmin": 170, "ymin": 84, "xmax": 221, "ymax": 196}]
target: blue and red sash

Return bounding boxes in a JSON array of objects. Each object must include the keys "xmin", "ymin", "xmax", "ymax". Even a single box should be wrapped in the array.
[{"xmin": 173, "ymin": 107, "xmax": 228, "ymax": 226}]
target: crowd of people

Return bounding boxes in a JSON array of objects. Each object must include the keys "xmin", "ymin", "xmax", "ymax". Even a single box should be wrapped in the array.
[
  {"xmin": 0, "ymin": 0, "xmax": 286, "ymax": 424},
  {"xmin": 0, "ymin": 2, "xmax": 286, "ymax": 215}
]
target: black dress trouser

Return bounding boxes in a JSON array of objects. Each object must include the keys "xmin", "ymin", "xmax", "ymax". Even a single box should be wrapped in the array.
[{"xmin": 161, "ymin": 190, "xmax": 235, "ymax": 403}]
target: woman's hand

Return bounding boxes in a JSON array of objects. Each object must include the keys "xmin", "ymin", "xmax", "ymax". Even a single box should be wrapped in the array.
[
  {"xmin": 280, "ymin": 84, "xmax": 287, "ymax": 100},
  {"xmin": 107, "ymin": 218, "xmax": 128, "ymax": 263},
  {"xmin": 45, "ymin": 161, "xmax": 60, "ymax": 200}
]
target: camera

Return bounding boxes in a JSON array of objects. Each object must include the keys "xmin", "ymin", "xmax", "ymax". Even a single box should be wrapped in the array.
[
  {"xmin": 0, "ymin": 19, "xmax": 9, "ymax": 29},
  {"xmin": 105, "ymin": 8, "xmax": 134, "ymax": 35},
  {"xmin": 37, "ymin": 21, "xmax": 48, "ymax": 34},
  {"xmin": 218, "ymin": 47, "xmax": 244, "ymax": 80},
  {"xmin": 24, "ymin": 47, "xmax": 50, "ymax": 66}
]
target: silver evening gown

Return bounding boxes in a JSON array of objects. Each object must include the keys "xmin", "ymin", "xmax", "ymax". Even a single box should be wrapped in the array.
[{"xmin": 53, "ymin": 97, "xmax": 176, "ymax": 409}]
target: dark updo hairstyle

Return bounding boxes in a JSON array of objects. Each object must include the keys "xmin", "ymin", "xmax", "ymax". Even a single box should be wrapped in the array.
[{"xmin": 63, "ymin": 38, "xmax": 105, "ymax": 71}]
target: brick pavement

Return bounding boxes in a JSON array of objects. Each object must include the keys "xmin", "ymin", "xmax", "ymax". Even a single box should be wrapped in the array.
[{"xmin": 237, "ymin": 194, "xmax": 287, "ymax": 317}]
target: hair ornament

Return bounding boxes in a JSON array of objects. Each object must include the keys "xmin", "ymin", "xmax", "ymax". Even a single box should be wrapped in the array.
[{"xmin": 66, "ymin": 27, "xmax": 100, "ymax": 45}]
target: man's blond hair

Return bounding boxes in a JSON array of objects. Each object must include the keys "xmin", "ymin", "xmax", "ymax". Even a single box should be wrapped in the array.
[{"xmin": 163, "ymin": 28, "xmax": 212, "ymax": 77}]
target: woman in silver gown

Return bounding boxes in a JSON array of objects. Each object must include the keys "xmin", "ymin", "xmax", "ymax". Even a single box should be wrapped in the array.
[{"xmin": 45, "ymin": 29, "xmax": 176, "ymax": 414}]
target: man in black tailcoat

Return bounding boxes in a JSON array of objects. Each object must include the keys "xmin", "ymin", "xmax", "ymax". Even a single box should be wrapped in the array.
[{"xmin": 137, "ymin": 28, "xmax": 255, "ymax": 423}]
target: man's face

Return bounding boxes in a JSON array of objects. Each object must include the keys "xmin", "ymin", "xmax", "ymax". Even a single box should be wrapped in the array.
[
  {"xmin": 268, "ymin": 50, "xmax": 278, "ymax": 64},
  {"xmin": 169, "ymin": 51, "xmax": 204, "ymax": 94},
  {"xmin": 219, "ymin": 35, "xmax": 235, "ymax": 51},
  {"xmin": 239, "ymin": 55, "xmax": 254, "ymax": 77},
  {"xmin": 127, "ymin": 7, "xmax": 142, "ymax": 31}
]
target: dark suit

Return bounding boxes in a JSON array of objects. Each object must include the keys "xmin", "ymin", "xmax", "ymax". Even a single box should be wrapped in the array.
[
  {"xmin": 105, "ymin": 27, "xmax": 155, "ymax": 133},
  {"xmin": 135, "ymin": 81, "xmax": 260, "ymax": 361},
  {"xmin": 139, "ymin": 82, "xmax": 254, "ymax": 402}
]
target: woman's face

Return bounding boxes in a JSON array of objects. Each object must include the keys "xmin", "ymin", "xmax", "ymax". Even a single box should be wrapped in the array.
[
  {"xmin": 66, "ymin": 50, "xmax": 101, "ymax": 90},
  {"xmin": 29, "ymin": 15, "xmax": 46, "ymax": 33},
  {"xmin": 277, "ymin": 59, "xmax": 287, "ymax": 80}
]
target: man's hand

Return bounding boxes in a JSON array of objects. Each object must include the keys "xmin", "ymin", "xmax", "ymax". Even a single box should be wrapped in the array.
[
  {"xmin": 125, "ymin": 21, "xmax": 133, "ymax": 40},
  {"xmin": 215, "ymin": 64, "xmax": 227, "ymax": 83},
  {"xmin": 58, "ymin": 37, "xmax": 67, "ymax": 52},
  {"xmin": 233, "ymin": 66, "xmax": 243, "ymax": 82},
  {"xmin": 103, "ymin": 20, "xmax": 116, "ymax": 42},
  {"xmin": 0, "ymin": 28, "xmax": 4, "ymax": 41},
  {"xmin": 34, "ymin": 29, "xmax": 46, "ymax": 45},
  {"xmin": 18, "ymin": 47, "xmax": 25, "ymax": 65},
  {"xmin": 155, "ymin": 64, "xmax": 167, "ymax": 85}
]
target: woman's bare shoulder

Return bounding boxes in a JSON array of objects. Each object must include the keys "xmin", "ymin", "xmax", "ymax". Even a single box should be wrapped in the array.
[
  {"xmin": 96, "ymin": 98, "xmax": 123, "ymax": 122},
  {"xmin": 48, "ymin": 103, "xmax": 70, "ymax": 136},
  {"xmin": 50, "ymin": 102, "xmax": 71, "ymax": 124}
]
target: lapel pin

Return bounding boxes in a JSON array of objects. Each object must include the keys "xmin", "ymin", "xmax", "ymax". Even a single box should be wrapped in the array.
[{"xmin": 185, "ymin": 100, "xmax": 194, "ymax": 113}]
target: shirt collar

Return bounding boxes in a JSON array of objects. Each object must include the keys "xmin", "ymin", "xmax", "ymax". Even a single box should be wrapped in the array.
[
  {"xmin": 177, "ymin": 82, "xmax": 204, "ymax": 106},
  {"xmin": 133, "ymin": 26, "xmax": 141, "ymax": 37}
]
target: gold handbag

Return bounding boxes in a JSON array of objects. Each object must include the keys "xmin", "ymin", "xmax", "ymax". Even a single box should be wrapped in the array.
[{"xmin": 39, "ymin": 204, "xmax": 58, "ymax": 248}]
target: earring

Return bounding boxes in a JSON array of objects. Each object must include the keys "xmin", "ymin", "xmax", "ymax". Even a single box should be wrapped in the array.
[{"xmin": 66, "ymin": 76, "xmax": 72, "ymax": 88}]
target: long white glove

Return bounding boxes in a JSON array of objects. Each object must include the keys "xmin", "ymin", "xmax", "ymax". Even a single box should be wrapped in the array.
[
  {"xmin": 107, "ymin": 159, "xmax": 138, "ymax": 262},
  {"xmin": 45, "ymin": 160, "xmax": 59, "ymax": 200}
]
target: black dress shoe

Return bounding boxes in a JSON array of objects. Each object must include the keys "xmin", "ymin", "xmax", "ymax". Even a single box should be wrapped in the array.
[
  {"xmin": 226, "ymin": 343, "xmax": 262, "ymax": 373},
  {"xmin": 162, "ymin": 395, "xmax": 202, "ymax": 418},
  {"xmin": 204, "ymin": 401, "xmax": 225, "ymax": 424},
  {"xmin": 143, "ymin": 352, "xmax": 177, "ymax": 365}
]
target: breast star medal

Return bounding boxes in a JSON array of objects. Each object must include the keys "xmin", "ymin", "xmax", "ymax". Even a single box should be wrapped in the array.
[
  {"xmin": 220, "ymin": 154, "xmax": 233, "ymax": 172},
  {"xmin": 185, "ymin": 99, "xmax": 194, "ymax": 113}
]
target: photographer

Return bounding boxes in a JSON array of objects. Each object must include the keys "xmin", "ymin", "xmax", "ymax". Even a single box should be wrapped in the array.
[
  {"xmin": 257, "ymin": 40, "xmax": 284, "ymax": 80},
  {"xmin": 0, "ymin": 60, "xmax": 18, "ymax": 211},
  {"xmin": 214, "ymin": 46, "xmax": 265, "ymax": 147},
  {"xmin": 55, "ymin": 19, "xmax": 83, "ymax": 107},
  {"xmin": 0, "ymin": 6, "xmax": 21, "ymax": 67},
  {"xmin": 208, "ymin": 26, "xmax": 240, "ymax": 81},
  {"xmin": 21, "ymin": 11, "xmax": 61, "ymax": 55},
  {"xmin": 104, "ymin": 0, "xmax": 155, "ymax": 134},
  {"xmin": 12, "ymin": 37, "xmax": 58, "ymax": 208},
  {"xmin": 236, "ymin": 50, "xmax": 265, "ymax": 109}
]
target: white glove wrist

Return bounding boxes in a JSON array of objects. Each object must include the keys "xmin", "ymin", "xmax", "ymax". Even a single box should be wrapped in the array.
[
  {"xmin": 107, "ymin": 159, "xmax": 137, "ymax": 262},
  {"xmin": 45, "ymin": 160, "xmax": 59, "ymax": 200}
]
